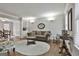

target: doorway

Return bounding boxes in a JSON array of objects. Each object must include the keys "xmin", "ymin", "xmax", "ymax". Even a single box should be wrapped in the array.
[{"xmin": 3, "ymin": 22, "xmax": 13, "ymax": 39}]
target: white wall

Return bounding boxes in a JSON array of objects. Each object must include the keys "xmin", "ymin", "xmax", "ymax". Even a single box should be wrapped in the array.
[
  {"xmin": 25, "ymin": 14, "xmax": 65, "ymax": 39},
  {"xmin": 12, "ymin": 20, "xmax": 20, "ymax": 36},
  {"xmin": 20, "ymin": 20, "xmax": 28, "ymax": 37},
  {"xmin": 50, "ymin": 15, "xmax": 65, "ymax": 37},
  {"xmin": 73, "ymin": 4, "xmax": 79, "ymax": 56}
]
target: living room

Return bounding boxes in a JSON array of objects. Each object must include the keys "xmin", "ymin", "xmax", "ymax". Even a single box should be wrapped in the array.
[{"xmin": 0, "ymin": 3, "xmax": 79, "ymax": 56}]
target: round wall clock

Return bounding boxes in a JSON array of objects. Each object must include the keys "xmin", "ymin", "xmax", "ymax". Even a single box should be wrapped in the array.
[{"xmin": 38, "ymin": 23, "xmax": 45, "ymax": 29}]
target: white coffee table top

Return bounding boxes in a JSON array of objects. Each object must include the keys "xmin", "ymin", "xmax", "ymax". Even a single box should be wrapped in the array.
[{"xmin": 15, "ymin": 40, "xmax": 50, "ymax": 56}]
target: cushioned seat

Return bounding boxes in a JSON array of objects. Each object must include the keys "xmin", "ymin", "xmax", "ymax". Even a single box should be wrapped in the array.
[{"xmin": 27, "ymin": 31, "xmax": 51, "ymax": 42}]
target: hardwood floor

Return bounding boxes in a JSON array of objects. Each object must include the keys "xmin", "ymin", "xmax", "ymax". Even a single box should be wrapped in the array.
[{"xmin": 6, "ymin": 40, "xmax": 61, "ymax": 56}]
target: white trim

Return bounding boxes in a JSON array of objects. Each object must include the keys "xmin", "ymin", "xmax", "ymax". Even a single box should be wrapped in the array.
[
  {"xmin": 0, "ymin": 9, "xmax": 19, "ymax": 19},
  {"xmin": 74, "ymin": 44, "xmax": 79, "ymax": 50}
]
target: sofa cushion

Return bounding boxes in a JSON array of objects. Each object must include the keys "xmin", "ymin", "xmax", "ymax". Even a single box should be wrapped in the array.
[
  {"xmin": 41, "ymin": 31, "xmax": 46, "ymax": 35},
  {"xmin": 33, "ymin": 31, "xmax": 37, "ymax": 35},
  {"xmin": 27, "ymin": 32, "xmax": 33, "ymax": 36},
  {"xmin": 37, "ymin": 31, "xmax": 41, "ymax": 35}
]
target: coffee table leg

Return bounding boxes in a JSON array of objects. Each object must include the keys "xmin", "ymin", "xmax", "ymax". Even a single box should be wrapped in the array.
[{"xmin": 13, "ymin": 48, "xmax": 15, "ymax": 55}]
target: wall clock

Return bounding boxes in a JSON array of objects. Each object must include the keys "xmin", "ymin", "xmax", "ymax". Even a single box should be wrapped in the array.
[{"xmin": 38, "ymin": 23, "xmax": 45, "ymax": 29}]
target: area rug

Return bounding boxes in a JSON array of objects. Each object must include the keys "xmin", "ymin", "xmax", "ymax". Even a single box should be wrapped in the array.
[{"xmin": 15, "ymin": 40, "xmax": 50, "ymax": 56}]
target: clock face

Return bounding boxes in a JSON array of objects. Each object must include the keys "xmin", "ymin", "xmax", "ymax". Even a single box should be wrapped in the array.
[{"xmin": 38, "ymin": 23, "xmax": 45, "ymax": 29}]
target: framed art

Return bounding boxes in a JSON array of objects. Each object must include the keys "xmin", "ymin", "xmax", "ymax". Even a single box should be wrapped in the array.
[
  {"xmin": 68, "ymin": 8, "xmax": 72, "ymax": 31},
  {"xmin": 38, "ymin": 23, "xmax": 45, "ymax": 29}
]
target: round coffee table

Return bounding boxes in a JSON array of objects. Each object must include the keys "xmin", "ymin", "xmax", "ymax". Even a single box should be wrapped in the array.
[{"xmin": 15, "ymin": 40, "xmax": 50, "ymax": 56}]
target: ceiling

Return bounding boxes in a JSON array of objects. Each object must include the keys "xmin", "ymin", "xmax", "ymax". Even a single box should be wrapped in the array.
[{"xmin": 0, "ymin": 3, "xmax": 66, "ymax": 19}]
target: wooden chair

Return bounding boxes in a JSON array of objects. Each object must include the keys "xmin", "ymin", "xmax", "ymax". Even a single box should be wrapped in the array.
[
  {"xmin": 59, "ymin": 30, "xmax": 71, "ymax": 56},
  {"xmin": 3, "ymin": 29, "xmax": 11, "ymax": 39}
]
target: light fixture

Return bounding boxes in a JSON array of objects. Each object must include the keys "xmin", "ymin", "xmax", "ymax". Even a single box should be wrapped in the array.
[
  {"xmin": 0, "ymin": 19, "xmax": 5, "ymax": 21},
  {"xmin": 27, "ymin": 17, "xmax": 36, "ymax": 23},
  {"xmin": 22, "ymin": 17, "xmax": 29, "ymax": 21},
  {"xmin": 47, "ymin": 17, "xmax": 55, "ymax": 21},
  {"xmin": 0, "ymin": 17, "xmax": 3, "ymax": 21},
  {"xmin": 26, "ymin": 17, "xmax": 36, "ymax": 20},
  {"xmin": 23, "ymin": 17, "xmax": 36, "ymax": 23},
  {"xmin": 42, "ymin": 12, "xmax": 58, "ymax": 17},
  {"xmin": 2, "ymin": 19, "xmax": 6, "ymax": 21},
  {"xmin": 30, "ymin": 19, "xmax": 35, "ymax": 23},
  {"xmin": 0, "ymin": 17, "xmax": 10, "ymax": 21},
  {"xmin": 23, "ymin": 17, "xmax": 36, "ymax": 21}
]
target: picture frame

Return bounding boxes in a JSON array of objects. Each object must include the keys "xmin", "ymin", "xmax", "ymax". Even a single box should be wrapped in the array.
[
  {"xmin": 38, "ymin": 23, "xmax": 45, "ymax": 29},
  {"xmin": 68, "ymin": 8, "xmax": 72, "ymax": 31}
]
